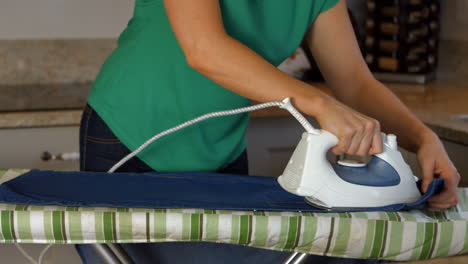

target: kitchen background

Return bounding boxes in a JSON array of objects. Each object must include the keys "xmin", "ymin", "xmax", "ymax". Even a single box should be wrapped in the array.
[{"xmin": 0, "ymin": 0, "xmax": 467, "ymax": 263}]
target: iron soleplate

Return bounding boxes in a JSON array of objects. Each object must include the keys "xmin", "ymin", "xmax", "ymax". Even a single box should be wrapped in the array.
[{"xmin": 304, "ymin": 196, "xmax": 379, "ymax": 212}]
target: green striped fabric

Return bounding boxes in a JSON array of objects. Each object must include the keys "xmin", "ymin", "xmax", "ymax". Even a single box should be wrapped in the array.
[{"xmin": 0, "ymin": 169, "xmax": 467, "ymax": 261}]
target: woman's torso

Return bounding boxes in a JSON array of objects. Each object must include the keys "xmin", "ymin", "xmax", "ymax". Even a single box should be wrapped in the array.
[{"xmin": 86, "ymin": 0, "xmax": 338, "ymax": 172}]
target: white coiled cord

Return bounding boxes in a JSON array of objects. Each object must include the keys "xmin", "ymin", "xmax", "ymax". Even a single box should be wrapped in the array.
[
  {"xmin": 16, "ymin": 97, "xmax": 316, "ymax": 264},
  {"xmin": 108, "ymin": 97, "xmax": 318, "ymax": 173},
  {"xmin": 15, "ymin": 243, "xmax": 53, "ymax": 264}
]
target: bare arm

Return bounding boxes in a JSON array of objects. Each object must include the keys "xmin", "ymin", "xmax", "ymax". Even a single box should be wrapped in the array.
[
  {"xmin": 164, "ymin": 0, "xmax": 459, "ymax": 208},
  {"xmin": 163, "ymin": 0, "xmax": 382, "ymax": 156},
  {"xmin": 306, "ymin": 0, "xmax": 427, "ymax": 152},
  {"xmin": 163, "ymin": 0, "xmax": 325, "ymax": 114},
  {"xmin": 306, "ymin": 0, "xmax": 460, "ymax": 208}
]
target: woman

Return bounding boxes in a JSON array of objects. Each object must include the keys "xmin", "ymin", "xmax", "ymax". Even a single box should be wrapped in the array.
[{"xmin": 76, "ymin": 0, "xmax": 460, "ymax": 263}]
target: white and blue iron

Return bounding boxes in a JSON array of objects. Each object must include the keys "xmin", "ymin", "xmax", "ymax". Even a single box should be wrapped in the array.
[{"xmin": 277, "ymin": 98, "xmax": 422, "ymax": 210}]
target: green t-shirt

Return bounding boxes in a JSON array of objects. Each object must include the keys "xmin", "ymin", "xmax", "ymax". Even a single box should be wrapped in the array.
[{"xmin": 87, "ymin": 0, "xmax": 339, "ymax": 172}]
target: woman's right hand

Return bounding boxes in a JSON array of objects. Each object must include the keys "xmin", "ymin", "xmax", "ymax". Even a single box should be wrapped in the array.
[{"xmin": 313, "ymin": 95, "xmax": 383, "ymax": 156}]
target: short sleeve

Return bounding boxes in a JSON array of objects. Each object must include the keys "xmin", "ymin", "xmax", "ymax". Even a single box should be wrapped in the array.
[
  {"xmin": 319, "ymin": 0, "xmax": 340, "ymax": 14},
  {"xmin": 307, "ymin": 0, "xmax": 340, "ymax": 27}
]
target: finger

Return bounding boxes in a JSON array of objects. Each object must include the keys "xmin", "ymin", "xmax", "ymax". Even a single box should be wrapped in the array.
[
  {"xmin": 428, "ymin": 192, "xmax": 457, "ymax": 205},
  {"xmin": 428, "ymin": 187, "xmax": 459, "ymax": 204},
  {"xmin": 427, "ymin": 165, "xmax": 460, "ymax": 205},
  {"xmin": 331, "ymin": 147, "xmax": 343, "ymax": 155},
  {"xmin": 428, "ymin": 195, "xmax": 459, "ymax": 207},
  {"xmin": 428, "ymin": 202, "xmax": 455, "ymax": 210},
  {"xmin": 346, "ymin": 124, "xmax": 364, "ymax": 155},
  {"xmin": 332, "ymin": 128, "xmax": 354, "ymax": 155},
  {"xmin": 355, "ymin": 121, "xmax": 375, "ymax": 156},
  {"xmin": 368, "ymin": 122, "xmax": 383, "ymax": 155},
  {"xmin": 440, "ymin": 167, "xmax": 461, "ymax": 188},
  {"xmin": 429, "ymin": 200, "xmax": 454, "ymax": 208},
  {"xmin": 420, "ymin": 158, "xmax": 435, "ymax": 193},
  {"xmin": 429, "ymin": 200, "xmax": 459, "ymax": 209}
]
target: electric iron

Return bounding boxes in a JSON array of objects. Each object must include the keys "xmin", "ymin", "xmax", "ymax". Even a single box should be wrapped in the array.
[{"xmin": 277, "ymin": 99, "xmax": 422, "ymax": 210}]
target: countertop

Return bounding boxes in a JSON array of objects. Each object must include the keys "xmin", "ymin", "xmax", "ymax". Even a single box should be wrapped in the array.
[
  {"xmin": 249, "ymin": 80, "xmax": 468, "ymax": 146},
  {"xmin": 1, "ymin": 80, "xmax": 467, "ymax": 145},
  {"xmin": 387, "ymin": 80, "xmax": 468, "ymax": 145}
]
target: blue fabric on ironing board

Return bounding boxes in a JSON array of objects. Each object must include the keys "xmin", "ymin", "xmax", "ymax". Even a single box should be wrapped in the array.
[{"xmin": 0, "ymin": 170, "xmax": 444, "ymax": 212}]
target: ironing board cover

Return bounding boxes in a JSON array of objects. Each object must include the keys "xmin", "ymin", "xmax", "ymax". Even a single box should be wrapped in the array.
[{"xmin": 0, "ymin": 169, "xmax": 467, "ymax": 262}]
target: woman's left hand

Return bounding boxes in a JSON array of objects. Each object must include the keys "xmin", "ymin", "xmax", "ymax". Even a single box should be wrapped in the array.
[{"xmin": 417, "ymin": 131, "xmax": 461, "ymax": 209}]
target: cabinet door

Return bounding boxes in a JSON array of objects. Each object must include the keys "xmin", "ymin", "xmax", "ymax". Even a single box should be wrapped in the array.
[
  {"xmin": 0, "ymin": 126, "xmax": 79, "ymax": 171},
  {"xmin": 246, "ymin": 117, "xmax": 322, "ymax": 177},
  {"xmin": 0, "ymin": 127, "xmax": 81, "ymax": 261}
]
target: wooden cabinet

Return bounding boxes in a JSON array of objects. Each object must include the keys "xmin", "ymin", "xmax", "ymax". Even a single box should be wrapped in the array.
[
  {"xmin": 246, "ymin": 116, "xmax": 321, "ymax": 177},
  {"xmin": 0, "ymin": 126, "xmax": 79, "ymax": 171},
  {"xmin": 0, "ymin": 126, "xmax": 81, "ymax": 264}
]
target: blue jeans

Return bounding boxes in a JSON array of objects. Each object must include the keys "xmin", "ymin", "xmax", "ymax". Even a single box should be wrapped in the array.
[{"xmin": 76, "ymin": 103, "xmax": 386, "ymax": 264}]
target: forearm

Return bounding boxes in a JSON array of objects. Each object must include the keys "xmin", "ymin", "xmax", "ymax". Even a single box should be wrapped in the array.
[
  {"xmin": 188, "ymin": 35, "xmax": 331, "ymax": 117},
  {"xmin": 340, "ymin": 77, "xmax": 434, "ymax": 152},
  {"xmin": 164, "ymin": 0, "xmax": 334, "ymax": 120}
]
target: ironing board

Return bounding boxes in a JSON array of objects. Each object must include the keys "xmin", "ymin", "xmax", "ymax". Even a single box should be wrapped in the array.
[{"xmin": 0, "ymin": 169, "xmax": 467, "ymax": 263}]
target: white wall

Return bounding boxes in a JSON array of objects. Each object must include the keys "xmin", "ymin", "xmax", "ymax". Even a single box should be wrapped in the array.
[
  {"xmin": 440, "ymin": 0, "xmax": 468, "ymax": 41},
  {"xmin": 2, "ymin": 0, "xmax": 467, "ymax": 40},
  {"xmin": 0, "ymin": 0, "xmax": 133, "ymax": 39}
]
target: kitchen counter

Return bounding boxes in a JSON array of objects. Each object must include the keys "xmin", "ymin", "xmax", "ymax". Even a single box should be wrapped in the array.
[
  {"xmin": 251, "ymin": 80, "xmax": 468, "ymax": 145},
  {"xmin": 311, "ymin": 80, "xmax": 468, "ymax": 145},
  {"xmin": 0, "ymin": 109, "xmax": 82, "ymax": 129},
  {"xmin": 388, "ymin": 80, "xmax": 468, "ymax": 145},
  {"xmin": 1, "ymin": 80, "xmax": 467, "ymax": 145}
]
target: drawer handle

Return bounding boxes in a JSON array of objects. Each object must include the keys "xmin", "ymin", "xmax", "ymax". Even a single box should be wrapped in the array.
[{"xmin": 40, "ymin": 151, "xmax": 80, "ymax": 161}]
